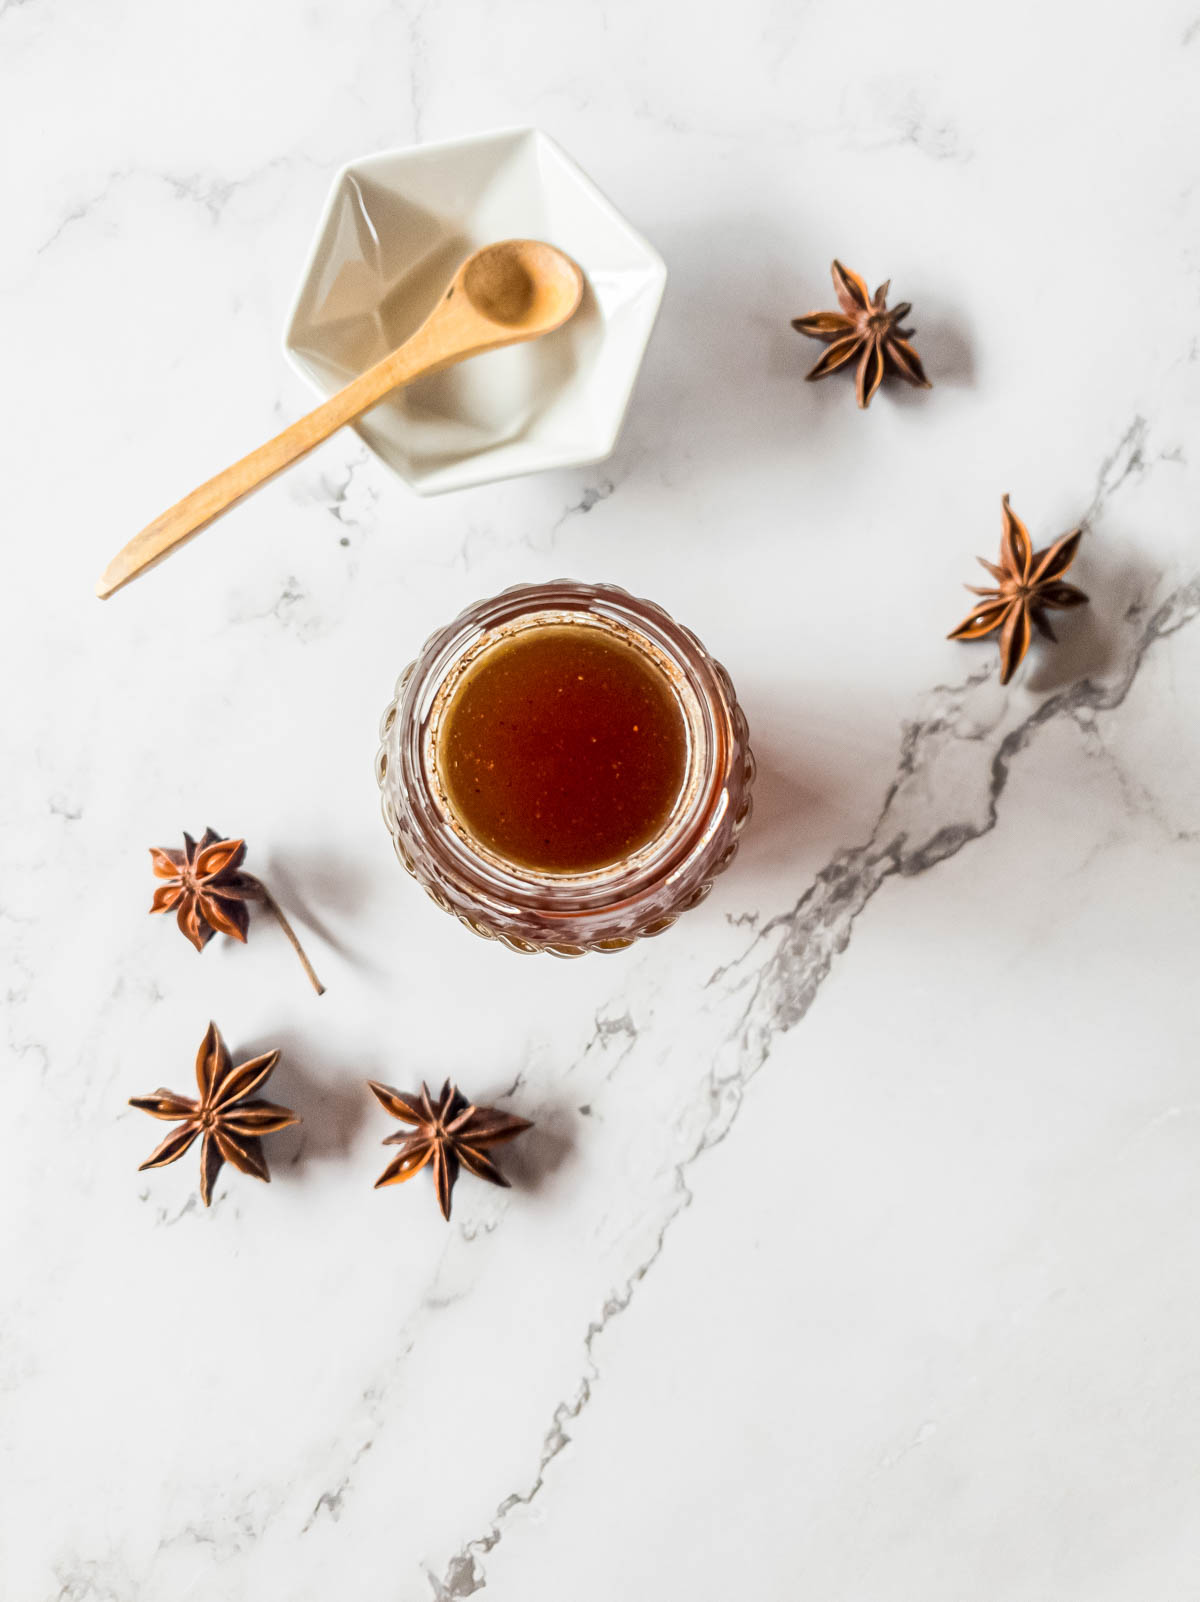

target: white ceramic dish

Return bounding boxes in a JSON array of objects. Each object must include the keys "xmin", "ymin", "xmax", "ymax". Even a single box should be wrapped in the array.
[{"xmin": 283, "ymin": 127, "xmax": 667, "ymax": 496}]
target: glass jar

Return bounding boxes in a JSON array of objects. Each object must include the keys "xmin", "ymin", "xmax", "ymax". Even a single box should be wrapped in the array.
[{"xmin": 375, "ymin": 581, "xmax": 754, "ymax": 955}]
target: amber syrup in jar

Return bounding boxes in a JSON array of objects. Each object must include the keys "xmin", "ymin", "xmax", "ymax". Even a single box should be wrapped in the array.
[{"xmin": 435, "ymin": 622, "xmax": 689, "ymax": 875}]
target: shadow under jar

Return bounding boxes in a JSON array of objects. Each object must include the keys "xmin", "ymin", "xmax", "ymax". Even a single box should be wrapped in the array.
[{"xmin": 376, "ymin": 581, "xmax": 754, "ymax": 955}]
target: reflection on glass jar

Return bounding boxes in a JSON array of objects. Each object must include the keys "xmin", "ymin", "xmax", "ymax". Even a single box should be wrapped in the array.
[{"xmin": 376, "ymin": 581, "xmax": 755, "ymax": 955}]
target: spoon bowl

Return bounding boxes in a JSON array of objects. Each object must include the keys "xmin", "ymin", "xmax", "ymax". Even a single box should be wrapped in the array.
[{"xmin": 462, "ymin": 239, "xmax": 583, "ymax": 331}]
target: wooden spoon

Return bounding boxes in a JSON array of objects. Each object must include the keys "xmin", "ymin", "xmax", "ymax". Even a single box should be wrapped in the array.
[{"xmin": 96, "ymin": 239, "xmax": 584, "ymax": 599}]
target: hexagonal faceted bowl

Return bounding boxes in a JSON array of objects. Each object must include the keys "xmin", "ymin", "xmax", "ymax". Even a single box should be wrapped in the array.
[{"xmin": 283, "ymin": 127, "xmax": 667, "ymax": 495}]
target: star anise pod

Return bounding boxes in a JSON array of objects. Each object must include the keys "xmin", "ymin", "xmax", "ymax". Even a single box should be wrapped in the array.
[
  {"xmin": 368, "ymin": 1079, "xmax": 533, "ymax": 1220},
  {"xmin": 949, "ymin": 495, "xmax": 1088, "ymax": 684},
  {"xmin": 149, "ymin": 828, "xmax": 324, "ymax": 994},
  {"xmin": 130, "ymin": 1021, "xmax": 299, "ymax": 1206},
  {"xmin": 791, "ymin": 259, "xmax": 931, "ymax": 409}
]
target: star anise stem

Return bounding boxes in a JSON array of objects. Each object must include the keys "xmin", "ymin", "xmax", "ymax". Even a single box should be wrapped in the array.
[
  {"xmin": 249, "ymin": 879, "xmax": 325, "ymax": 996},
  {"xmin": 148, "ymin": 829, "xmax": 324, "ymax": 995}
]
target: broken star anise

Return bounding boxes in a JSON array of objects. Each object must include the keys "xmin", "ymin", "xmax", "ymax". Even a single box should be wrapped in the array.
[
  {"xmin": 149, "ymin": 828, "xmax": 324, "ymax": 994},
  {"xmin": 130, "ymin": 1021, "xmax": 299, "ymax": 1206},
  {"xmin": 791, "ymin": 260, "xmax": 931, "ymax": 409},
  {"xmin": 368, "ymin": 1079, "xmax": 533, "ymax": 1221},
  {"xmin": 949, "ymin": 495, "xmax": 1088, "ymax": 684}
]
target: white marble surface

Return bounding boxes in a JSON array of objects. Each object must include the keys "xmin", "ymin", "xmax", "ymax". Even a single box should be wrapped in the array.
[{"xmin": 4, "ymin": 2, "xmax": 1200, "ymax": 1597}]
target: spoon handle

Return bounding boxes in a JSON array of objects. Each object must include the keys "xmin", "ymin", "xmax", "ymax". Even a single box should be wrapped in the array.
[{"xmin": 95, "ymin": 316, "xmax": 472, "ymax": 599}]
